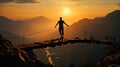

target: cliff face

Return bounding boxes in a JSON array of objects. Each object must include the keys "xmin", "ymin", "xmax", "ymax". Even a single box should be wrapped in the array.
[
  {"xmin": 0, "ymin": 34, "xmax": 53, "ymax": 67},
  {"xmin": 98, "ymin": 44, "xmax": 120, "ymax": 67}
]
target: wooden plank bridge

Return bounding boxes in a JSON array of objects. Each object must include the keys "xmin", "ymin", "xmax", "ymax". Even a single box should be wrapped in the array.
[{"xmin": 15, "ymin": 37, "xmax": 117, "ymax": 50}]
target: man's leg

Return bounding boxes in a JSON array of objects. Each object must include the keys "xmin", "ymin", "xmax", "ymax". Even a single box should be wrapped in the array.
[
  {"xmin": 59, "ymin": 29, "xmax": 62, "ymax": 39},
  {"xmin": 62, "ymin": 28, "xmax": 64, "ymax": 36},
  {"xmin": 59, "ymin": 29, "xmax": 63, "ymax": 41},
  {"xmin": 59, "ymin": 29, "xmax": 62, "ymax": 35},
  {"xmin": 61, "ymin": 28, "xmax": 64, "ymax": 40}
]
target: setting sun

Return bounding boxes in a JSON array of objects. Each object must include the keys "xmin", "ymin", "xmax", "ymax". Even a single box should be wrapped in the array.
[{"xmin": 63, "ymin": 7, "xmax": 71, "ymax": 15}]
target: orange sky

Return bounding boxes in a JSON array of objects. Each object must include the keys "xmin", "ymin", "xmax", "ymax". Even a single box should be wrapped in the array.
[{"xmin": 0, "ymin": 0, "xmax": 120, "ymax": 25}]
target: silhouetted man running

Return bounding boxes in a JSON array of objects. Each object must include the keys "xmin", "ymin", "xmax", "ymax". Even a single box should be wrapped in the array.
[{"xmin": 55, "ymin": 17, "xmax": 69, "ymax": 40}]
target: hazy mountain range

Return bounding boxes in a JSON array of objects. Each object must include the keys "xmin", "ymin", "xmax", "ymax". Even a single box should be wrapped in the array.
[
  {"xmin": 0, "ymin": 10, "xmax": 120, "ymax": 44},
  {"xmin": 23, "ymin": 16, "xmax": 54, "ymax": 31},
  {"xmin": 68, "ymin": 10, "xmax": 120, "ymax": 40},
  {"xmin": 0, "ymin": 16, "xmax": 54, "ymax": 44},
  {"xmin": 0, "ymin": 16, "xmax": 32, "ymax": 34},
  {"xmin": 0, "ymin": 16, "xmax": 54, "ymax": 34}
]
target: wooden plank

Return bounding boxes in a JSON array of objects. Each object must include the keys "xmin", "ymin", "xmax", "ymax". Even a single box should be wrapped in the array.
[{"xmin": 15, "ymin": 38, "xmax": 116, "ymax": 50}]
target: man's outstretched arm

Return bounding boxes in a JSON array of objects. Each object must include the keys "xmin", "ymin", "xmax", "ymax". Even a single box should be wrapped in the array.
[
  {"xmin": 55, "ymin": 22, "xmax": 59, "ymax": 28},
  {"xmin": 64, "ymin": 22, "xmax": 69, "ymax": 26}
]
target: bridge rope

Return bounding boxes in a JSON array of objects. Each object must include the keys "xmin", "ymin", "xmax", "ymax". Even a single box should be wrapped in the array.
[
  {"xmin": 6, "ymin": 25, "xmax": 117, "ymax": 45},
  {"xmin": 65, "ymin": 26, "xmax": 118, "ymax": 42}
]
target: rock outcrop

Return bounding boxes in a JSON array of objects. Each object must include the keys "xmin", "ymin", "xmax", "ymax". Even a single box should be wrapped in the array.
[
  {"xmin": 98, "ymin": 44, "xmax": 120, "ymax": 67},
  {"xmin": 0, "ymin": 34, "xmax": 53, "ymax": 67}
]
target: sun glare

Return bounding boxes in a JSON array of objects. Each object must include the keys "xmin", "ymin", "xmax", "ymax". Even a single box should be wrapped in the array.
[{"xmin": 63, "ymin": 7, "xmax": 70, "ymax": 15}]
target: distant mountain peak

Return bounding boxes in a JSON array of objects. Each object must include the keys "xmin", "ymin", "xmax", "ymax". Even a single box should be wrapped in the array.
[
  {"xmin": 113, "ymin": 10, "xmax": 120, "ymax": 13},
  {"xmin": 105, "ymin": 10, "xmax": 120, "ymax": 18},
  {"xmin": 24, "ymin": 16, "xmax": 52, "ymax": 22},
  {"xmin": 0, "ymin": 15, "xmax": 13, "ymax": 22},
  {"xmin": 32, "ymin": 16, "xmax": 51, "ymax": 21},
  {"xmin": 0, "ymin": 16, "xmax": 8, "ymax": 19},
  {"xmin": 34, "ymin": 16, "xmax": 47, "ymax": 19}
]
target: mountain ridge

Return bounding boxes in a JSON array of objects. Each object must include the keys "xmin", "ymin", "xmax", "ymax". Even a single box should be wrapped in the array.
[
  {"xmin": 23, "ymin": 16, "xmax": 52, "ymax": 23},
  {"xmin": 69, "ymin": 10, "xmax": 120, "ymax": 40}
]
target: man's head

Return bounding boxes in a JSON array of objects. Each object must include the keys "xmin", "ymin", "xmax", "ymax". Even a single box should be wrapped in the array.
[{"xmin": 60, "ymin": 17, "xmax": 62, "ymax": 20}]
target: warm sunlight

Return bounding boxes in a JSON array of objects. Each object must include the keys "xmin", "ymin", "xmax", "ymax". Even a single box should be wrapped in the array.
[
  {"xmin": 0, "ymin": 0, "xmax": 120, "ymax": 67},
  {"xmin": 63, "ymin": 7, "xmax": 71, "ymax": 16}
]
